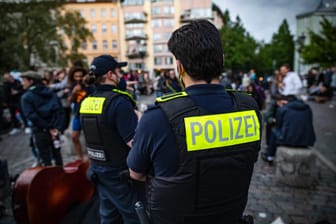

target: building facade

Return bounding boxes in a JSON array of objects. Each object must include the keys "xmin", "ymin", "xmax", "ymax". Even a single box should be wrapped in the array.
[
  {"xmin": 64, "ymin": 0, "xmax": 122, "ymax": 65},
  {"xmin": 295, "ymin": 0, "xmax": 336, "ymax": 75},
  {"xmin": 64, "ymin": 0, "xmax": 224, "ymax": 75}
]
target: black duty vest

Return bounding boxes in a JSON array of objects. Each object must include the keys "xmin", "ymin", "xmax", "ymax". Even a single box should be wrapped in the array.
[
  {"xmin": 79, "ymin": 89, "xmax": 136, "ymax": 167},
  {"xmin": 147, "ymin": 91, "xmax": 262, "ymax": 224}
]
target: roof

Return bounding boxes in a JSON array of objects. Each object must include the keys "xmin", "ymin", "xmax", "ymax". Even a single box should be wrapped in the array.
[{"xmin": 296, "ymin": 0, "xmax": 336, "ymax": 18}]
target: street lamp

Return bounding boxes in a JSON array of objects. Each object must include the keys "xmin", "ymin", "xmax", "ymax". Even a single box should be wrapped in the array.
[{"xmin": 296, "ymin": 33, "xmax": 306, "ymax": 75}]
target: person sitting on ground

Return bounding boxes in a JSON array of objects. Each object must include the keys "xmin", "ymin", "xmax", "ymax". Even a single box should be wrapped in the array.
[
  {"xmin": 261, "ymin": 95, "xmax": 316, "ymax": 164},
  {"xmin": 308, "ymin": 83, "xmax": 333, "ymax": 103}
]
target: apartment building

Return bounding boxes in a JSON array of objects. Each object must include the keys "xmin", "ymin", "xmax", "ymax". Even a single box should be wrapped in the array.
[
  {"xmin": 64, "ymin": 0, "xmax": 223, "ymax": 74},
  {"xmin": 64, "ymin": 0, "xmax": 122, "ymax": 65},
  {"xmin": 295, "ymin": 0, "xmax": 336, "ymax": 75}
]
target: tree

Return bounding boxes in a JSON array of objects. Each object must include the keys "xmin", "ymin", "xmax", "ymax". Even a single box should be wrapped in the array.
[
  {"xmin": 220, "ymin": 11, "xmax": 258, "ymax": 75},
  {"xmin": 301, "ymin": 17, "xmax": 336, "ymax": 67},
  {"xmin": 56, "ymin": 8, "xmax": 94, "ymax": 66},
  {"xmin": 0, "ymin": 1, "xmax": 93, "ymax": 73},
  {"xmin": 0, "ymin": 1, "xmax": 60, "ymax": 72},
  {"xmin": 253, "ymin": 19, "xmax": 294, "ymax": 76},
  {"xmin": 254, "ymin": 42, "xmax": 274, "ymax": 75},
  {"xmin": 270, "ymin": 19, "xmax": 294, "ymax": 69}
]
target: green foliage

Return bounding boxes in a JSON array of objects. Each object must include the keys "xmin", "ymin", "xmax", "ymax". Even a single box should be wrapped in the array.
[
  {"xmin": 0, "ymin": 1, "xmax": 59, "ymax": 72},
  {"xmin": 220, "ymin": 12, "xmax": 294, "ymax": 78},
  {"xmin": 0, "ymin": 1, "xmax": 92, "ymax": 73},
  {"xmin": 254, "ymin": 19, "xmax": 294, "ymax": 75},
  {"xmin": 270, "ymin": 19, "xmax": 294, "ymax": 69},
  {"xmin": 301, "ymin": 17, "xmax": 336, "ymax": 67},
  {"xmin": 56, "ymin": 8, "xmax": 93, "ymax": 66},
  {"xmin": 220, "ymin": 11, "xmax": 258, "ymax": 74},
  {"xmin": 254, "ymin": 43, "xmax": 274, "ymax": 75}
]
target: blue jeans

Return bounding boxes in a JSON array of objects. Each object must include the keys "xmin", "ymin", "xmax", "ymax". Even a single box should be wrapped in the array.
[
  {"xmin": 266, "ymin": 128, "xmax": 281, "ymax": 157},
  {"xmin": 91, "ymin": 165, "xmax": 141, "ymax": 224}
]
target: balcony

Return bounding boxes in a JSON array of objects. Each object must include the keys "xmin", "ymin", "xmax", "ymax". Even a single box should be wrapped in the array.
[
  {"xmin": 180, "ymin": 9, "xmax": 213, "ymax": 23},
  {"xmin": 125, "ymin": 32, "xmax": 148, "ymax": 41},
  {"xmin": 124, "ymin": 13, "xmax": 147, "ymax": 24},
  {"xmin": 126, "ymin": 48, "xmax": 147, "ymax": 59}
]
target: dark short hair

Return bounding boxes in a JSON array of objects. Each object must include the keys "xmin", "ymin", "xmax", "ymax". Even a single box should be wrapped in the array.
[
  {"xmin": 168, "ymin": 20, "xmax": 223, "ymax": 83},
  {"xmin": 282, "ymin": 63, "xmax": 291, "ymax": 70}
]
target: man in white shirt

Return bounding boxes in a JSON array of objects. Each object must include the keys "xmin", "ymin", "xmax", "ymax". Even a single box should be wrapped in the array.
[{"xmin": 280, "ymin": 64, "xmax": 303, "ymax": 96}]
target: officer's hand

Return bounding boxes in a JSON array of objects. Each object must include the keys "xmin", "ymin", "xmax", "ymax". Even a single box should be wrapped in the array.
[
  {"xmin": 134, "ymin": 109, "xmax": 142, "ymax": 120},
  {"xmin": 49, "ymin": 129, "xmax": 58, "ymax": 140}
]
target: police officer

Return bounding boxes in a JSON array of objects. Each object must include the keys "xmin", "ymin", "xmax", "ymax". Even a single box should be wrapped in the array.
[
  {"xmin": 80, "ymin": 55, "xmax": 140, "ymax": 224},
  {"xmin": 127, "ymin": 20, "xmax": 262, "ymax": 224}
]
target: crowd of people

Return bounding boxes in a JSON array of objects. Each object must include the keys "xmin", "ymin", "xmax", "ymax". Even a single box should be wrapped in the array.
[
  {"xmin": 0, "ymin": 18, "xmax": 333, "ymax": 224},
  {"xmin": 0, "ymin": 63, "xmax": 185, "ymax": 162}
]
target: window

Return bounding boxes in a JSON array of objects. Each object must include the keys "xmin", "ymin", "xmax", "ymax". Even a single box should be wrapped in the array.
[
  {"xmin": 81, "ymin": 42, "xmax": 87, "ymax": 50},
  {"xmin": 151, "ymin": 7, "xmax": 160, "ymax": 15},
  {"xmin": 163, "ymin": 6, "xmax": 174, "ymax": 14},
  {"xmin": 126, "ymin": 30, "xmax": 145, "ymax": 38},
  {"xmin": 153, "ymin": 33, "xmax": 161, "ymax": 41},
  {"xmin": 151, "ymin": 19, "xmax": 162, "ymax": 28},
  {"xmin": 110, "ymin": 8, "xmax": 115, "ymax": 17},
  {"xmin": 112, "ymin": 40, "xmax": 117, "ymax": 49},
  {"xmin": 91, "ymin": 24, "xmax": 96, "ymax": 33},
  {"xmin": 164, "ymin": 32, "xmax": 171, "ymax": 40},
  {"xmin": 90, "ymin": 9, "xmax": 96, "ymax": 18},
  {"xmin": 163, "ymin": 19, "xmax": 174, "ymax": 27},
  {"xmin": 111, "ymin": 24, "xmax": 117, "ymax": 33},
  {"xmin": 125, "ymin": 23, "xmax": 144, "ymax": 28},
  {"xmin": 154, "ymin": 44, "xmax": 163, "ymax": 53},
  {"xmin": 124, "ymin": 12, "xmax": 145, "ymax": 21},
  {"xmin": 152, "ymin": 0, "xmax": 173, "ymax": 3},
  {"xmin": 102, "ymin": 24, "xmax": 107, "ymax": 33},
  {"xmin": 102, "ymin": 40, "xmax": 108, "ymax": 50},
  {"xmin": 165, "ymin": 57, "xmax": 173, "ymax": 65},
  {"xmin": 188, "ymin": 8, "xmax": 212, "ymax": 19},
  {"xmin": 154, "ymin": 57, "xmax": 162, "ymax": 65},
  {"xmin": 101, "ymin": 8, "xmax": 106, "ymax": 18},
  {"xmin": 123, "ymin": 0, "xmax": 144, "ymax": 5},
  {"xmin": 80, "ymin": 9, "xmax": 85, "ymax": 18},
  {"xmin": 92, "ymin": 41, "xmax": 97, "ymax": 50}
]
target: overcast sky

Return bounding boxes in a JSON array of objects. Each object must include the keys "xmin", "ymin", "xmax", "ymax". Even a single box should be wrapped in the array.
[{"xmin": 212, "ymin": 0, "xmax": 320, "ymax": 42}]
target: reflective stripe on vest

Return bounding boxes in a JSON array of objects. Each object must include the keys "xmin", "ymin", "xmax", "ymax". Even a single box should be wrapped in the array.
[
  {"xmin": 80, "ymin": 97, "xmax": 106, "ymax": 114},
  {"xmin": 184, "ymin": 110, "xmax": 260, "ymax": 151},
  {"xmin": 87, "ymin": 147, "xmax": 106, "ymax": 161}
]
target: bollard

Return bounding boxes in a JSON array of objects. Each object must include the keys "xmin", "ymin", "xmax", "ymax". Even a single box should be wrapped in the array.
[{"xmin": 275, "ymin": 146, "xmax": 317, "ymax": 187}]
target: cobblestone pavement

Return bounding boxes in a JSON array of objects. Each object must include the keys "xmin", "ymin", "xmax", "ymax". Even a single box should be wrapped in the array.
[{"xmin": 0, "ymin": 93, "xmax": 335, "ymax": 224}]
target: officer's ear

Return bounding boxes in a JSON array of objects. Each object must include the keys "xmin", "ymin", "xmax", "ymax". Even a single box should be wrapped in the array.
[
  {"xmin": 176, "ymin": 60, "xmax": 185, "ymax": 77},
  {"xmin": 106, "ymin": 70, "xmax": 116, "ymax": 81}
]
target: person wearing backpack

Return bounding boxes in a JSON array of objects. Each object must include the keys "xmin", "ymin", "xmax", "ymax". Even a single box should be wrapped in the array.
[{"xmin": 20, "ymin": 71, "xmax": 65, "ymax": 166}]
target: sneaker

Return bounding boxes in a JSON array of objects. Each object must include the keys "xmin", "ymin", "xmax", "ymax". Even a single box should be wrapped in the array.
[
  {"xmin": 31, "ymin": 160, "xmax": 41, "ymax": 168},
  {"xmin": 24, "ymin": 127, "xmax": 32, "ymax": 134},
  {"xmin": 261, "ymin": 152, "xmax": 274, "ymax": 165},
  {"xmin": 9, "ymin": 128, "xmax": 20, "ymax": 135}
]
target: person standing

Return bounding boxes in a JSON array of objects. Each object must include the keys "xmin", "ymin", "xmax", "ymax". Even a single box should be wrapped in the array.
[
  {"xmin": 3, "ymin": 73, "xmax": 26, "ymax": 135},
  {"xmin": 68, "ymin": 66, "xmax": 88, "ymax": 160},
  {"xmin": 164, "ymin": 69, "xmax": 182, "ymax": 94},
  {"xmin": 79, "ymin": 55, "xmax": 141, "ymax": 224},
  {"xmin": 279, "ymin": 64, "xmax": 302, "ymax": 96},
  {"xmin": 127, "ymin": 20, "xmax": 262, "ymax": 224},
  {"xmin": 20, "ymin": 71, "xmax": 65, "ymax": 166}
]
